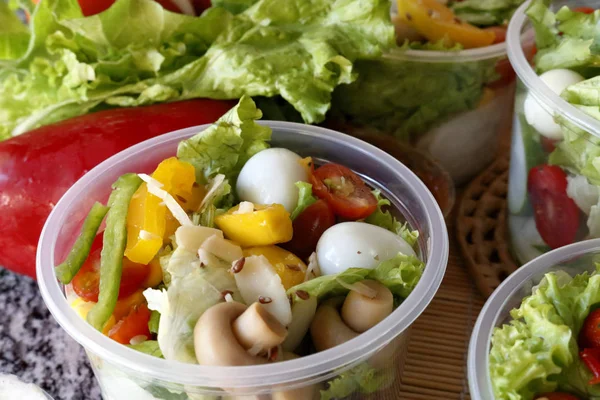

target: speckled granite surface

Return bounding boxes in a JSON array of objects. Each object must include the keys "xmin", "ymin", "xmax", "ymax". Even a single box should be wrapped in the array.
[{"xmin": 0, "ymin": 268, "xmax": 101, "ymax": 400}]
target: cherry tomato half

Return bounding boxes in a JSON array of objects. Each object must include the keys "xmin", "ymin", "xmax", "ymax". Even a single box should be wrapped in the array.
[
  {"xmin": 541, "ymin": 137, "xmax": 557, "ymax": 154},
  {"xmin": 310, "ymin": 164, "xmax": 377, "ymax": 220},
  {"xmin": 108, "ymin": 303, "xmax": 152, "ymax": 344},
  {"xmin": 535, "ymin": 393, "xmax": 581, "ymax": 400},
  {"xmin": 32, "ymin": 0, "xmax": 186, "ymax": 16},
  {"xmin": 527, "ymin": 165, "xmax": 580, "ymax": 249},
  {"xmin": 580, "ymin": 309, "xmax": 600, "ymax": 348},
  {"xmin": 72, "ymin": 234, "xmax": 150, "ymax": 302},
  {"xmin": 281, "ymin": 200, "xmax": 335, "ymax": 260}
]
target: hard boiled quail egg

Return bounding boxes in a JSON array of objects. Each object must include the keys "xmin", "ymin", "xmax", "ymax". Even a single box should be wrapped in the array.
[
  {"xmin": 316, "ymin": 222, "xmax": 417, "ymax": 276},
  {"xmin": 524, "ymin": 68, "xmax": 584, "ymax": 140},
  {"xmin": 236, "ymin": 148, "xmax": 309, "ymax": 213}
]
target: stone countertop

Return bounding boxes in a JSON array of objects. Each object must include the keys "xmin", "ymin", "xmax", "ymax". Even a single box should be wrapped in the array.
[{"xmin": 0, "ymin": 268, "xmax": 101, "ymax": 400}]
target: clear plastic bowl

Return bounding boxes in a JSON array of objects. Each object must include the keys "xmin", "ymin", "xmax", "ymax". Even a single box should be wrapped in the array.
[
  {"xmin": 506, "ymin": 0, "xmax": 600, "ymax": 264},
  {"xmin": 329, "ymin": 4, "xmax": 516, "ymax": 185},
  {"xmin": 37, "ymin": 122, "xmax": 449, "ymax": 399},
  {"xmin": 468, "ymin": 238, "xmax": 600, "ymax": 399}
]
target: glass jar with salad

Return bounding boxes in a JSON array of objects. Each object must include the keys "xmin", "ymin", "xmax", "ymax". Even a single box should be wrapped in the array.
[
  {"xmin": 506, "ymin": 0, "xmax": 600, "ymax": 264},
  {"xmin": 327, "ymin": 0, "xmax": 524, "ymax": 185},
  {"xmin": 37, "ymin": 98, "xmax": 449, "ymax": 400},
  {"xmin": 468, "ymin": 238, "xmax": 600, "ymax": 400}
]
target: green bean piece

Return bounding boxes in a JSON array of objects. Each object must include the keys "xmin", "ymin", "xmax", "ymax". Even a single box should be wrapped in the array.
[
  {"xmin": 87, "ymin": 173, "xmax": 142, "ymax": 331},
  {"xmin": 55, "ymin": 202, "xmax": 109, "ymax": 284}
]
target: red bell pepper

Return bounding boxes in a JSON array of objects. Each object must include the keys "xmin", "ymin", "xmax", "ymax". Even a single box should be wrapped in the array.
[
  {"xmin": 580, "ymin": 347, "xmax": 600, "ymax": 385},
  {"xmin": 0, "ymin": 99, "xmax": 235, "ymax": 279}
]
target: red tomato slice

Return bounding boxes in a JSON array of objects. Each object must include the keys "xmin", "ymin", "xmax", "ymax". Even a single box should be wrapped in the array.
[
  {"xmin": 527, "ymin": 165, "xmax": 580, "ymax": 249},
  {"xmin": 281, "ymin": 200, "xmax": 335, "ymax": 260},
  {"xmin": 310, "ymin": 164, "xmax": 377, "ymax": 220},
  {"xmin": 535, "ymin": 393, "xmax": 581, "ymax": 400},
  {"xmin": 72, "ymin": 234, "xmax": 150, "ymax": 302},
  {"xmin": 108, "ymin": 303, "xmax": 152, "ymax": 344},
  {"xmin": 580, "ymin": 309, "xmax": 600, "ymax": 348},
  {"xmin": 488, "ymin": 57, "xmax": 516, "ymax": 89},
  {"xmin": 541, "ymin": 137, "xmax": 557, "ymax": 154}
]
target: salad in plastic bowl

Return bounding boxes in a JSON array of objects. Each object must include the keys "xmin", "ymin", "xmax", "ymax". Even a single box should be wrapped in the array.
[
  {"xmin": 37, "ymin": 97, "xmax": 449, "ymax": 399},
  {"xmin": 506, "ymin": 0, "xmax": 600, "ymax": 264},
  {"xmin": 327, "ymin": 0, "xmax": 526, "ymax": 184},
  {"xmin": 468, "ymin": 239, "xmax": 600, "ymax": 400}
]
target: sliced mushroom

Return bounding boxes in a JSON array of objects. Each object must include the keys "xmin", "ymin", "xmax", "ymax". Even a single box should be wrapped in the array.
[
  {"xmin": 194, "ymin": 301, "xmax": 286, "ymax": 366},
  {"xmin": 271, "ymin": 352, "xmax": 319, "ymax": 400},
  {"xmin": 232, "ymin": 302, "xmax": 288, "ymax": 355},
  {"xmin": 341, "ymin": 280, "xmax": 393, "ymax": 333},
  {"xmin": 310, "ymin": 280, "xmax": 394, "ymax": 352}
]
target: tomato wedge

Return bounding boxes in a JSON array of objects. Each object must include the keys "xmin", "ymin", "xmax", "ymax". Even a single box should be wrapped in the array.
[
  {"xmin": 580, "ymin": 309, "xmax": 600, "ymax": 348},
  {"xmin": 310, "ymin": 164, "xmax": 377, "ymax": 220},
  {"xmin": 72, "ymin": 234, "xmax": 150, "ymax": 302},
  {"xmin": 108, "ymin": 303, "xmax": 152, "ymax": 344},
  {"xmin": 574, "ymin": 6, "xmax": 595, "ymax": 14}
]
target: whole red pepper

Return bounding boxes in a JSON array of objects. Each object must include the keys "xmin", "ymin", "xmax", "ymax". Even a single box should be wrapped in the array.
[{"xmin": 0, "ymin": 99, "xmax": 235, "ymax": 279}]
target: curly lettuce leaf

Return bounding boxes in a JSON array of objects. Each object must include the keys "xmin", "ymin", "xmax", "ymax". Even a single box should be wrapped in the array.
[
  {"xmin": 290, "ymin": 182, "xmax": 317, "ymax": 220},
  {"xmin": 365, "ymin": 190, "xmax": 419, "ymax": 247},
  {"xmin": 449, "ymin": 0, "xmax": 525, "ymax": 27},
  {"xmin": 177, "ymin": 96, "xmax": 271, "ymax": 183},
  {"xmin": 489, "ymin": 269, "xmax": 600, "ymax": 399},
  {"xmin": 128, "ymin": 340, "xmax": 164, "ymax": 358},
  {"xmin": 330, "ymin": 47, "xmax": 498, "ymax": 140},
  {"xmin": 0, "ymin": 0, "xmax": 394, "ymax": 138},
  {"xmin": 287, "ymin": 253, "xmax": 424, "ymax": 301},
  {"xmin": 0, "ymin": 1, "xmax": 30, "ymax": 60}
]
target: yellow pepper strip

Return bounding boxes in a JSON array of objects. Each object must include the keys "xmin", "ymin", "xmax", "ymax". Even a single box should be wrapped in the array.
[
  {"xmin": 143, "ymin": 258, "xmax": 163, "ymax": 289},
  {"xmin": 215, "ymin": 204, "xmax": 293, "ymax": 248},
  {"xmin": 243, "ymin": 246, "xmax": 307, "ymax": 290},
  {"xmin": 125, "ymin": 157, "xmax": 197, "ymax": 264},
  {"xmin": 397, "ymin": 0, "xmax": 495, "ymax": 49}
]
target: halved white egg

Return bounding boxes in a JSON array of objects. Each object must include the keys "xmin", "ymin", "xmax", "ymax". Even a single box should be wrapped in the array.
[
  {"xmin": 316, "ymin": 222, "xmax": 417, "ymax": 276},
  {"xmin": 524, "ymin": 68, "xmax": 584, "ymax": 140},
  {"xmin": 236, "ymin": 148, "xmax": 309, "ymax": 213}
]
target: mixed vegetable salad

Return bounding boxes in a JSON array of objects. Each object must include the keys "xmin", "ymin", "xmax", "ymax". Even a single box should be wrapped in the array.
[
  {"xmin": 489, "ymin": 266, "xmax": 600, "ymax": 400},
  {"xmin": 329, "ymin": 0, "xmax": 523, "ymax": 141},
  {"xmin": 55, "ymin": 97, "xmax": 425, "ymax": 399},
  {"xmin": 508, "ymin": 0, "xmax": 600, "ymax": 262}
]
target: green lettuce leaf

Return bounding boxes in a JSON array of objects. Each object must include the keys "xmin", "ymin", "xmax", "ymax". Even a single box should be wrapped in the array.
[
  {"xmin": 0, "ymin": 1, "xmax": 30, "ymax": 60},
  {"xmin": 287, "ymin": 253, "xmax": 424, "ymax": 301},
  {"xmin": 128, "ymin": 340, "xmax": 164, "ymax": 358},
  {"xmin": 290, "ymin": 182, "xmax": 317, "ymax": 220},
  {"xmin": 148, "ymin": 310, "xmax": 160, "ymax": 334},
  {"xmin": 320, "ymin": 363, "xmax": 392, "ymax": 400},
  {"xmin": 365, "ymin": 190, "xmax": 419, "ymax": 247},
  {"xmin": 449, "ymin": 0, "xmax": 525, "ymax": 27},
  {"xmin": 0, "ymin": 0, "xmax": 394, "ymax": 139},
  {"xmin": 211, "ymin": 0, "xmax": 257, "ymax": 14},
  {"xmin": 330, "ymin": 47, "xmax": 498, "ymax": 140},
  {"xmin": 177, "ymin": 96, "xmax": 271, "ymax": 183},
  {"xmin": 143, "ymin": 247, "xmax": 242, "ymax": 363},
  {"xmin": 489, "ymin": 269, "xmax": 600, "ymax": 399}
]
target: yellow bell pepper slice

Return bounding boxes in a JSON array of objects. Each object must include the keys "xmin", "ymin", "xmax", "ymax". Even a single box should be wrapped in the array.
[
  {"xmin": 125, "ymin": 157, "xmax": 197, "ymax": 264},
  {"xmin": 397, "ymin": 0, "xmax": 495, "ymax": 49},
  {"xmin": 243, "ymin": 246, "xmax": 307, "ymax": 290},
  {"xmin": 215, "ymin": 204, "xmax": 293, "ymax": 248}
]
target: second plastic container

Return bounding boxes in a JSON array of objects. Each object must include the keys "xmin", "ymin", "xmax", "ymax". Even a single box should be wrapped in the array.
[{"xmin": 37, "ymin": 122, "xmax": 449, "ymax": 399}]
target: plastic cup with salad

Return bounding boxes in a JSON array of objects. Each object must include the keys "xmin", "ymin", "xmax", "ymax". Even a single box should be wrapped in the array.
[
  {"xmin": 37, "ymin": 97, "xmax": 449, "ymax": 399},
  {"xmin": 327, "ymin": 0, "xmax": 524, "ymax": 185},
  {"xmin": 506, "ymin": 0, "xmax": 600, "ymax": 264},
  {"xmin": 468, "ymin": 238, "xmax": 600, "ymax": 400}
]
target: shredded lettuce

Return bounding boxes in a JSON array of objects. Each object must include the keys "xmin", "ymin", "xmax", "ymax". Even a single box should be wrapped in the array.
[
  {"xmin": 449, "ymin": 0, "xmax": 525, "ymax": 27},
  {"xmin": 287, "ymin": 253, "xmax": 424, "ymax": 302},
  {"xmin": 365, "ymin": 190, "xmax": 419, "ymax": 247},
  {"xmin": 320, "ymin": 363, "xmax": 392, "ymax": 400},
  {"xmin": 128, "ymin": 340, "xmax": 163, "ymax": 358},
  {"xmin": 290, "ymin": 182, "xmax": 317, "ymax": 220},
  {"xmin": 489, "ymin": 269, "xmax": 600, "ymax": 399}
]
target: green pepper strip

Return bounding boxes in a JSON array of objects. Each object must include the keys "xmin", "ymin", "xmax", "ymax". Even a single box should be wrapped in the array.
[
  {"xmin": 55, "ymin": 202, "xmax": 109, "ymax": 284},
  {"xmin": 87, "ymin": 173, "xmax": 142, "ymax": 331}
]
